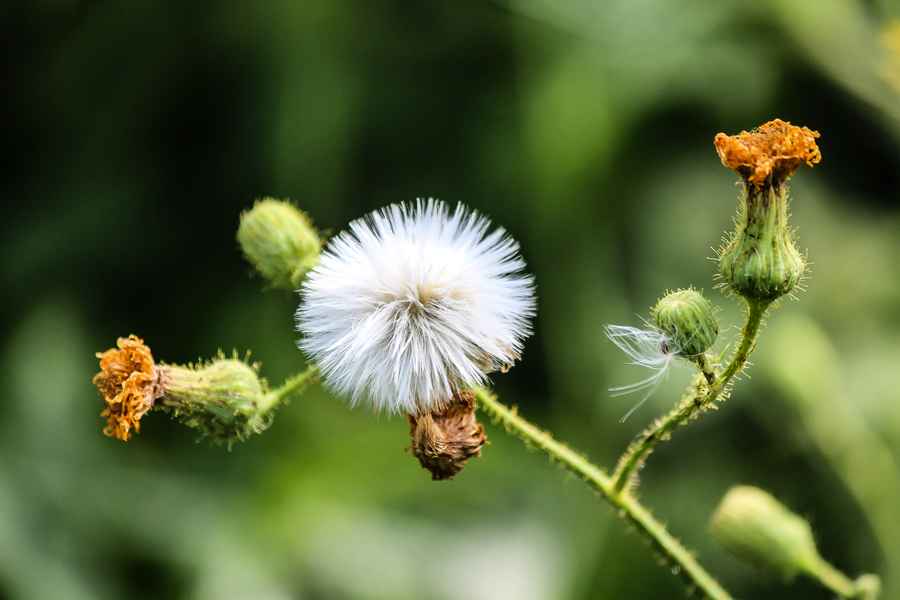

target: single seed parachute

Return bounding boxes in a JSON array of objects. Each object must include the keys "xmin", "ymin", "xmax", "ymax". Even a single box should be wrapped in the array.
[{"xmin": 604, "ymin": 323, "xmax": 679, "ymax": 421}]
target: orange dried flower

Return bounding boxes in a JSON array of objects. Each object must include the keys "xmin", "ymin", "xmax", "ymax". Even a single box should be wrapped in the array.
[
  {"xmin": 92, "ymin": 335, "xmax": 162, "ymax": 441},
  {"xmin": 714, "ymin": 119, "xmax": 821, "ymax": 186}
]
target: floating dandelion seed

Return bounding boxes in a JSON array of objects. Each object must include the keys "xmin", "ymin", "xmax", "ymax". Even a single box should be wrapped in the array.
[
  {"xmin": 605, "ymin": 324, "xmax": 679, "ymax": 422},
  {"xmin": 296, "ymin": 198, "xmax": 536, "ymax": 415}
]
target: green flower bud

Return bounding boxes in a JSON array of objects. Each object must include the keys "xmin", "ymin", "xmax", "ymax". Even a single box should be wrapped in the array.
[
  {"xmin": 718, "ymin": 183, "xmax": 806, "ymax": 302},
  {"xmin": 238, "ymin": 198, "xmax": 321, "ymax": 290},
  {"xmin": 710, "ymin": 485, "xmax": 820, "ymax": 580},
  {"xmin": 158, "ymin": 358, "xmax": 276, "ymax": 446},
  {"xmin": 651, "ymin": 289, "xmax": 718, "ymax": 357}
]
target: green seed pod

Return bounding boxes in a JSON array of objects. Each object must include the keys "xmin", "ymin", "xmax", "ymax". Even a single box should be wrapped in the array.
[
  {"xmin": 237, "ymin": 198, "xmax": 321, "ymax": 290},
  {"xmin": 718, "ymin": 184, "xmax": 805, "ymax": 302},
  {"xmin": 158, "ymin": 359, "xmax": 275, "ymax": 445},
  {"xmin": 710, "ymin": 486, "xmax": 820, "ymax": 580},
  {"xmin": 651, "ymin": 289, "xmax": 718, "ymax": 357}
]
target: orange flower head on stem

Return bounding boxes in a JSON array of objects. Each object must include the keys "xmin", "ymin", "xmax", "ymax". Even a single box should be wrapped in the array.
[
  {"xmin": 714, "ymin": 119, "xmax": 821, "ymax": 187},
  {"xmin": 92, "ymin": 335, "xmax": 162, "ymax": 441}
]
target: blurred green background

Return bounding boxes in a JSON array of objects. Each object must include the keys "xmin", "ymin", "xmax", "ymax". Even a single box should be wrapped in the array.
[{"xmin": 4, "ymin": 1, "xmax": 900, "ymax": 598}]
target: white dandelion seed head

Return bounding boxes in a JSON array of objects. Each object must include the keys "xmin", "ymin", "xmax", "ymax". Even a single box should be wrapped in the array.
[
  {"xmin": 296, "ymin": 199, "xmax": 536, "ymax": 415},
  {"xmin": 605, "ymin": 323, "xmax": 680, "ymax": 422}
]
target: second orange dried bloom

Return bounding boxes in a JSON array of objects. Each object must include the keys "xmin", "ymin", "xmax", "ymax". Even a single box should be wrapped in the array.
[{"xmin": 93, "ymin": 335, "xmax": 162, "ymax": 441}]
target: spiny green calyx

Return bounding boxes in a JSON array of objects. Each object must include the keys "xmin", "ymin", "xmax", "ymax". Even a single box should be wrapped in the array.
[
  {"xmin": 718, "ymin": 183, "xmax": 805, "ymax": 302},
  {"xmin": 651, "ymin": 289, "xmax": 718, "ymax": 357},
  {"xmin": 238, "ymin": 198, "xmax": 321, "ymax": 290},
  {"xmin": 158, "ymin": 357, "xmax": 278, "ymax": 446},
  {"xmin": 711, "ymin": 485, "xmax": 819, "ymax": 580},
  {"xmin": 714, "ymin": 119, "xmax": 819, "ymax": 303}
]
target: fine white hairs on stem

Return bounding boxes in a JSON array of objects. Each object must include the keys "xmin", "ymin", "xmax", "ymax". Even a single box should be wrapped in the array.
[
  {"xmin": 296, "ymin": 199, "xmax": 536, "ymax": 415},
  {"xmin": 605, "ymin": 324, "xmax": 679, "ymax": 422}
]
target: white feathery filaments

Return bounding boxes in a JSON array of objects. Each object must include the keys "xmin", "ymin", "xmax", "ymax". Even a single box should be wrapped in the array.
[
  {"xmin": 296, "ymin": 199, "xmax": 536, "ymax": 415},
  {"xmin": 605, "ymin": 324, "xmax": 678, "ymax": 422}
]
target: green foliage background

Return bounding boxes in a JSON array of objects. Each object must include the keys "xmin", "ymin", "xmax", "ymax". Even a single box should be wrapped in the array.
[{"xmin": 4, "ymin": 1, "xmax": 900, "ymax": 598}]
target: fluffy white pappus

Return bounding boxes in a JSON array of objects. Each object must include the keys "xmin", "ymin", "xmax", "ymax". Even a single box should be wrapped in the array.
[
  {"xmin": 296, "ymin": 199, "xmax": 536, "ymax": 415},
  {"xmin": 604, "ymin": 324, "xmax": 679, "ymax": 422}
]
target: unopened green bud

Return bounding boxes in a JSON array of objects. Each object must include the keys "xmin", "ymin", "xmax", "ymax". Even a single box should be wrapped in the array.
[
  {"xmin": 711, "ymin": 485, "xmax": 820, "ymax": 580},
  {"xmin": 712, "ymin": 486, "xmax": 881, "ymax": 597},
  {"xmin": 159, "ymin": 358, "xmax": 276, "ymax": 446},
  {"xmin": 238, "ymin": 198, "xmax": 321, "ymax": 290},
  {"xmin": 718, "ymin": 183, "xmax": 806, "ymax": 302},
  {"xmin": 651, "ymin": 289, "xmax": 718, "ymax": 357}
]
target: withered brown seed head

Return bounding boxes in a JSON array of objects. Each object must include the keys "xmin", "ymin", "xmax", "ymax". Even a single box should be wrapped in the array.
[
  {"xmin": 92, "ymin": 335, "xmax": 163, "ymax": 441},
  {"xmin": 408, "ymin": 391, "xmax": 487, "ymax": 480},
  {"xmin": 714, "ymin": 119, "xmax": 821, "ymax": 187}
]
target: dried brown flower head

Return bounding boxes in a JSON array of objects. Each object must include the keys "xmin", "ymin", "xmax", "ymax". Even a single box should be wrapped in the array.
[
  {"xmin": 408, "ymin": 391, "xmax": 487, "ymax": 480},
  {"xmin": 93, "ymin": 335, "xmax": 162, "ymax": 441},
  {"xmin": 714, "ymin": 119, "xmax": 821, "ymax": 187}
]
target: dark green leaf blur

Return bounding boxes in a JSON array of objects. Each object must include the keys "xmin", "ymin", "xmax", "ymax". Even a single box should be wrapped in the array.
[{"xmin": 4, "ymin": 1, "xmax": 900, "ymax": 598}]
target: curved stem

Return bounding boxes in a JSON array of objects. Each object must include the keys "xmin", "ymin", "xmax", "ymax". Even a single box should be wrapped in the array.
[
  {"xmin": 260, "ymin": 364, "xmax": 320, "ymax": 414},
  {"xmin": 806, "ymin": 557, "xmax": 858, "ymax": 598},
  {"xmin": 474, "ymin": 388, "xmax": 732, "ymax": 600},
  {"xmin": 696, "ymin": 353, "xmax": 717, "ymax": 386},
  {"xmin": 611, "ymin": 299, "xmax": 769, "ymax": 493},
  {"xmin": 716, "ymin": 300, "xmax": 768, "ymax": 384}
]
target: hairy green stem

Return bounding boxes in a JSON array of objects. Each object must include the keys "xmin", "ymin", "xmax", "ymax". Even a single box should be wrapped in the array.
[
  {"xmin": 474, "ymin": 388, "xmax": 732, "ymax": 600},
  {"xmin": 696, "ymin": 353, "xmax": 717, "ymax": 386},
  {"xmin": 264, "ymin": 364, "xmax": 320, "ymax": 410},
  {"xmin": 717, "ymin": 299, "xmax": 768, "ymax": 384},
  {"xmin": 611, "ymin": 299, "xmax": 769, "ymax": 493}
]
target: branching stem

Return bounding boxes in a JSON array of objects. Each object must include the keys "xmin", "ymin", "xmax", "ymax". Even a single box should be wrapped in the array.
[
  {"xmin": 474, "ymin": 388, "xmax": 732, "ymax": 600},
  {"xmin": 263, "ymin": 364, "xmax": 320, "ymax": 412},
  {"xmin": 611, "ymin": 299, "xmax": 769, "ymax": 493}
]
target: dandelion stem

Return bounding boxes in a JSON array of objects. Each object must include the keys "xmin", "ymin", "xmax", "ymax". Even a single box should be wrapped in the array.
[
  {"xmin": 473, "ymin": 388, "xmax": 733, "ymax": 600},
  {"xmin": 265, "ymin": 364, "xmax": 320, "ymax": 411},
  {"xmin": 611, "ymin": 299, "xmax": 769, "ymax": 493}
]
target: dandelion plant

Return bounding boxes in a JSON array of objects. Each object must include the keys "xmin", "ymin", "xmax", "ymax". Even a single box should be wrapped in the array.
[{"xmin": 91, "ymin": 119, "xmax": 881, "ymax": 599}]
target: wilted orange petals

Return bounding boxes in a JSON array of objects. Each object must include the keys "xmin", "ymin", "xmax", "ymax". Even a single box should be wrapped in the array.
[
  {"xmin": 92, "ymin": 335, "xmax": 159, "ymax": 441},
  {"xmin": 714, "ymin": 119, "xmax": 821, "ymax": 186}
]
